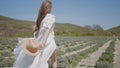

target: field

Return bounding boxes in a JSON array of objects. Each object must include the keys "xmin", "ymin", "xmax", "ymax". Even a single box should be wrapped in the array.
[{"xmin": 0, "ymin": 36, "xmax": 120, "ymax": 68}]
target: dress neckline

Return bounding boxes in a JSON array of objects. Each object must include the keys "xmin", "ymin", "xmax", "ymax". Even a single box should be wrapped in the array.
[{"xmin": 40, "ymin": 13, "xmax": 50, "ymax": 25}]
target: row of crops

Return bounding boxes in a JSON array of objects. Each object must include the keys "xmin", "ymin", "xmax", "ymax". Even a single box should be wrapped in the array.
[
  {"xmin": 0, "ymin": 37, "xmax": 17, "ymax": 68},
  {"xmin": 0, "ymin": 36, "xmax": 117, "ymax": 68},
  {"xmin": 57, "ymin": 38, "xmax": 110, "ymax": 68},
  {"xmin": 94, "ymin": 39, "xmax": 116, "ymax": 68}
]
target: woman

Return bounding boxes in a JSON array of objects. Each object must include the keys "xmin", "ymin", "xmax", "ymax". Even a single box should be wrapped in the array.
[{"xmin": 13, "ymin": 0, "xmax": 57, "ymax": 68}]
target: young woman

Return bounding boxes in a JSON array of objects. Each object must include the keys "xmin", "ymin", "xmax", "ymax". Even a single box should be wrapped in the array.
[{"xmin": 13, "ymin": 0, "xmax": 57, "ymax": 68}]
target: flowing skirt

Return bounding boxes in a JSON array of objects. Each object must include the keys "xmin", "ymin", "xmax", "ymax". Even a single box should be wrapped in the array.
[{"xmin": 13, "ymin": 37, "xmax": 57, "ymax": 68}]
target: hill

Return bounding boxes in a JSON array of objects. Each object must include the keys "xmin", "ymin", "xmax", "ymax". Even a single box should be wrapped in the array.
[
  {"xmin": 107, "ymin": 26, "xmax": 120, "ymax": 36},
  {"xmin": 0, "ymin": 16, "xmax": 34, "ymax": 37},
  {"xmin": 0, "ymin": 16, "xmax": 119, "ymax": 37},
  {"xmin": 55, "ymin": 23, "xmax": 108, "ymax": 36}
]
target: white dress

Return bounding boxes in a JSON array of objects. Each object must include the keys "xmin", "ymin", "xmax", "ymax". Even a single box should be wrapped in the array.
[{"xmin": 13, "ymin": 13, "xmax": 57, "ymax": 68}]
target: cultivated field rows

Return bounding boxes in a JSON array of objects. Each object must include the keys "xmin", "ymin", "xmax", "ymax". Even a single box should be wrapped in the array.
[
  {"xmin": 0, "ymin": 36, "xmax": 119, "ymax": 68},
  {"xmin": 76, "ymin": 40, "xmax": 111, "ymax": 68}
]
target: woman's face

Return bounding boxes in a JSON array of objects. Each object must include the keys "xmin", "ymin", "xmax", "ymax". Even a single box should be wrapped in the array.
[
  {"xmin": 46, "ymin": 2, "xmax": 52, "ymax": 13},
  {"xmin": 48, "ymin": 6, "xmax": 51, "ymax": 13}
]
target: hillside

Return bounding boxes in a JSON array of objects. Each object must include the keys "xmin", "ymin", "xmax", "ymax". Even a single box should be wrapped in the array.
[
  {"xmin": 0, "ymin": 16, "xmax": 34, "ymax": 37},
  {"xmin": 0, "ymin": 16, "xmax": 119, "ymax": 37},
  {"xmin": 55, "ymin": 23, "xmax": 108, "ymax": 36},
  {"xmin": 107, "ymin": 26, "xmax": 120, "ymax": 36}
]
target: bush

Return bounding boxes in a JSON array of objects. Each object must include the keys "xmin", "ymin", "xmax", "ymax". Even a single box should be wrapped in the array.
[
  {"xmin": 57, "ymin": 50, "xmax": 65, "ymax": 56},
  {"xmin": 0, "ymin": 56, "xmax": 4, "ymax": 61},
  {"xmin": 95, "ymin": 61, "xmax": 113, "ymax": 68},
  {"xmin": 0, "ymin": 58, "xmax": 15, "ymax": 67},
  {"xmin": 57, "ymin": 57, "xmax": 69, "ymax": 68}
]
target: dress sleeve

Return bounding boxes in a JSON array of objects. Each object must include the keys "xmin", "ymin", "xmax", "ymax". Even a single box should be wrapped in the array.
[{"xmin": 43, "ymin": 14, "xmax": 55, "ymax": 29}]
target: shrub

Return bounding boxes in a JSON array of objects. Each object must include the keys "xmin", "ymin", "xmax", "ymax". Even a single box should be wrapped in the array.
[
  {"xmin": 95, "ymin": 61, "xmax": 113, "ymax": 68},
  {"xmin": 57, "ymin": 57, "xmax": 69, "ymax": 68},
  {"xmin": 0, "ymin": 56, "xmax": 4, "ymax": 61}
]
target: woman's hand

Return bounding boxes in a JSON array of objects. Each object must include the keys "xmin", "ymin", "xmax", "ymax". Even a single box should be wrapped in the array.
[{"xmin": 37, "ymin": 43, "xmax": 44, "ymax": 50}]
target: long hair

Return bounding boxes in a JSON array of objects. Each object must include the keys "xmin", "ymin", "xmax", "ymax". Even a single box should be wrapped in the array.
[{"xmin": 34, "ymin": 0, "xmax": 52, "ymax": 32}]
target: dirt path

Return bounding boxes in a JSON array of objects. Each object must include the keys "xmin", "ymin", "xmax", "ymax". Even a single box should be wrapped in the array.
[
  {"xmin": 57, "ymin": 41, "xmax": 84, "ymax": 52},
  {"xmin": 76, "ymin": 40, "xmax": 111, "ymax": 68},
  {"xmin": 64, "ymin": 41, "xmax": 92, "ymax": 50},
  {"xmin": 61, "ymin": 43, "xmax": 97, "ymax": 57},
  {"xmin": 114, "ymin": 39, "xmax": 120, "ymax": 68}
]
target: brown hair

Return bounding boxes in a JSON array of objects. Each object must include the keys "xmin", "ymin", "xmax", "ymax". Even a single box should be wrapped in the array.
[{"xmin": 34, "ymin": 0, "xmax": 52, "ymax": 32}]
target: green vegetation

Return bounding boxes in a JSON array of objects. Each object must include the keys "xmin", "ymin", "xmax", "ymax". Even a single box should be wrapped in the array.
[
  {"xmin": 107, "ymin": 26, "xmax": 120, "ymax": 36},
  {"xmin": 57, "ymin": 49, "xmax": 65, "ymax": 56},
  {"xmin": 67, "ymin": 43, "xmax": 105, "ymax": 66},
  {"xmin": 57, "ymin": 37, "xmax": 110, "ymax": 67},
  {"xmin": 0, "ymin": 36, "xmax": 113, "ymax": 68},
  {"xmin": 0, "ymin": 16, "xmax": 119, "ymax": 68},
  {"xmin": 0, "ymin": 16, "xmax": 120, "ymax": 37},
  {"xmin": 118, "ymin": 37, "xmax": 120, "ymax": 40},
  {"xmin": 0, "ymin": 37, "xmax": 17, "ymax": 67},
  {"xmin": 94, "ymin": 39, "xmax": 115, "ymax": 68},
  {"xmin": 0, "ymin": 16, "xmax": 34, "ymax": 37},
  {"xmin": 65, "ymin": 42, "xmax": 92, "ymax": 53}
]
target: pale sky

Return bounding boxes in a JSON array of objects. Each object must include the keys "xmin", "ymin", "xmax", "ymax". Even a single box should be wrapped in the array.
[{"xmin": 0, "ymin": 0, "xmax": 120, "ymax": 29}]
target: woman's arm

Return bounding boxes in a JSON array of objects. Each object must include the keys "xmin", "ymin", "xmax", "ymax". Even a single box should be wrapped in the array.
[
  {"xmin": 38, "ymin": 14, "xmax": 55, "ymax": 49},
  {"xmin": 41, "ymin": 28, "xmax": 50, "ymax": 46},
  {"xmin": 37, "ymin": 28, "xmax": 50, "ymax": 50}
]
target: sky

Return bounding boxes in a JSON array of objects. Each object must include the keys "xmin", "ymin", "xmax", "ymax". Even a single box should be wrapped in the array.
[{"xmin": 0, "ymin": 0, "xmax": 120, "ymax": 30}]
